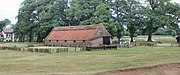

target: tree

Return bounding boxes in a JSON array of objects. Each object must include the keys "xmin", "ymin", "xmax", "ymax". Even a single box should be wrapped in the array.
[
  {"xmin": 139, "ymin": 0, "xmax": 180, "ymax": 42},
  {"xmin": 15, "ymin": 0, "xmax": 69, "ymax": 42},
  {"xmin": 66, "ymin": 0, "xmax": 102, "ymax": 25},
  {"xmin": 171, "ymin": 30, "xmax": 177, "ymax": 37},
  {"xmin": 112, "ymin": 0, "xmax": 141, "ymax": 42},
  {"xmin": 36, "ymin": 0, "xmax": 69, "ymax": 42},
  {"xmin": 14, "ymin": 0, "xmax": 37, "ymax": 42},
  {"xmin": 80, "ymin": 2, "xmax": 118, "ymax": 36},
  {"xmin": 0, "ymin": 19, "xmax": 11, "ymax": 29}
]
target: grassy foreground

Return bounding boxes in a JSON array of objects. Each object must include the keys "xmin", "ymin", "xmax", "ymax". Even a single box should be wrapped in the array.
[{"xmin": 0, "ymin": 47, "xmax": 180, "ymax": 75}]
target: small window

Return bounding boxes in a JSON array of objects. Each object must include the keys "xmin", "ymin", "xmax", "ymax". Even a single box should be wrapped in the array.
[
  {"xmin": 83, "ymin": 40, "xmax": 85, "ymax": 42},
  {"xmin": 65, "ymin": 40, "xmax": 67, "ymax": 42},
  {"xmin": 73, "ymin": 40, "xmax": 76, "ymax": 43},
  {"xmin": 56, "ymin": 40, "xmax": 59, "ymax": 42},
  {"xmin": 49, "ymin": 40, "xmax": 51, "ymax": 42}
]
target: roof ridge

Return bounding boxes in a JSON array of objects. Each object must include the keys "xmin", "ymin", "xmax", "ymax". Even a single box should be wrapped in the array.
[
  {"xmin": 55, "ymin": 23, "xmax": 103, "ymax": 28},
  {"xmin": 45, "ymin": 23, "xmax": 112, "ymax": 41}
]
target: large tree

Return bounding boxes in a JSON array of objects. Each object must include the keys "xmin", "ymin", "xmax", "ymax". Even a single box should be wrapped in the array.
[
  {"xmin": 80, "ymin": 2, "xmax": 121, "ymax": 37},
  {"xmin": 14, "ymin": 0, "xmax": 36, "ymax": 42},
  {"xmin": 15, "ymin": 0, "xmax": 180, "ymax": 43},
  {"xmin": 140, "ymin": 0, "xmax": 180, "ymax": 41},
  {"xmin": 66, "ymin": 0, "xmax": 102, "ymax": 25},
  {"xmin": 15, "ymin": 0, "xmax": 69, "ymax": 42},
  {"xmin": 112, "ymin": 0, "xmax": 141, "ymax": 42}
]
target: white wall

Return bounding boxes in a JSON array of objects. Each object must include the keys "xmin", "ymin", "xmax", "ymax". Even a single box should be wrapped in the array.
[{"xmin": 1, "ymin": 31, "xmax": 14, "ymax": 42}]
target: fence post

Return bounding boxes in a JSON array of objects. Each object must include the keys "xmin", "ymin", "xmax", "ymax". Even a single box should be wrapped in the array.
[{"xmin": 104, "ymin": 45, "xmax": 106, "ymax": 50}]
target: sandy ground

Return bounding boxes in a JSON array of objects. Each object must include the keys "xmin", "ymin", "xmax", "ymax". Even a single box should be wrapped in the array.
[{"xmin": 96, "ymin": 63, "xmax": 180, "ymax": 75}]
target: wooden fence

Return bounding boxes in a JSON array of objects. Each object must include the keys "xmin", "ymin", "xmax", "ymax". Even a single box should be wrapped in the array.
[
  {"xmin": 130, "ymin": 42, "xmax": 157, "ymax": 47},
  {"xmin": 170, "ymin": 43, "xmax": 180, "ymax": 47},
  {"xmin": 157, "ymin": 43, "xmax": 180, "ymax": 47},
  {"xmin": 0, "ymin": 46, "xmax": 70, "ymax": 53},
  {"xmin": 26, "ymin": 47, "xmax": 69, "ymax": 53},
  {"xmin": 86, "ymin": 45, "xmax": 117, "ymax": 51}
]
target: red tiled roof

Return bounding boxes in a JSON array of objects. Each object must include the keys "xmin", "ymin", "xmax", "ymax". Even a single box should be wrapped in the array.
[
  {"xmin": 46, "ymin": 29, "xmax": 97, "ymax": 40},
  {"xmin": 45, "ymin": 24, "xmax": 112, "ymax": 41}
]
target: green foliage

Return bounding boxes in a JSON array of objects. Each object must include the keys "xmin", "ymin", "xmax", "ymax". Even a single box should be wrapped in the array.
[
  {"xmin": 153, "ymin": 27, "xmax": 166, "ymax": 35},
  {"xmin": 113, "ymin": 0, "xmax": 141, "ymax": 42},
  {"xmin": 15, "ymin": 0, "xmax": 69, "ymax": 42},
  {"xmin": 0, "ymin": 19, "xmax": 11, "ymax": 29},
  {"xmin": 66, "ymin": 0, "xmax": 101, "ymax": 25},
  {"xmin": 80, "ymin": 2, "xmax": 120, "ymax": 37},
  {"xmin": 15, "ymin": 0, "xmax": 180, "ymax": 43},
  {"xmin": 171, "ymin": 30, "xmax": 177, "ymax": 37},
  {"xmin": 138, "ymin": 0, "xmax": 180, "ymax": 41}
]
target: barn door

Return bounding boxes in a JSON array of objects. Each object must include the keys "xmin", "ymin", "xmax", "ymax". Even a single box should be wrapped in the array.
[{"xmin": 103, "ymin": 36, "xmax": 110, "ymax": 45}]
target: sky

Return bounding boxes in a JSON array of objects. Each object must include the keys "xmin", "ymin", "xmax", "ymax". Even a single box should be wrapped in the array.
[{"xmin": 0, "ymin": 0, "xmax": 180, "ymax": 24}]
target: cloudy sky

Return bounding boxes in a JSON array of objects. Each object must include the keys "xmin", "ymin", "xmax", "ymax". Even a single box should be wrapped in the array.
[{"xmin": 0, "ymin": 0, "xmax": 180, "ymax": 24}]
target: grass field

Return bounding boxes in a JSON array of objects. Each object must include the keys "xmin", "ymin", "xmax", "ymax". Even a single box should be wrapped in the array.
[
  {"xmin": 0, "ymin": 47, "xmax": 180, "ymax": 75},
  {"xmin": 114, "ymin": 35, "xmax": 176, "ymax": 43}
]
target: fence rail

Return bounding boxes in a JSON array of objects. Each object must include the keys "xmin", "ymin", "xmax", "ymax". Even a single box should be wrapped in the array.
[
  {"xmin": 157, "ymin": 43, "xmax": 180, "ymax": 47},
  {"xmin": 0, "ymin": 46, "xmax": 79, "ymax": 53},
  {"xmin": 130, "ymin": 42, "xmax": 157, "ymax": 47},
  {"xmin": 86, "ymin": 45, "xmax": 117, "ymax": 51}
]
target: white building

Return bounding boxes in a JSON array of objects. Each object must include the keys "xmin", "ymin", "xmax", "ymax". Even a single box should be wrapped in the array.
[{"xmin": 1, "ymin": 28, "xmax": 15, "ymax": 42}]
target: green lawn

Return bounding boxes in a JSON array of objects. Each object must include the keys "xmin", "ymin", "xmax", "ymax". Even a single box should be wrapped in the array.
[
  {"xmin": 0, "ymin": 47, "xmax": 180, "ymax": 75},
  {"xmin": 0, "ymin": 42, "xmax": 44, "ymax": 48},
  {"xmin": 114, "ymin": 35, "xmax": 176, "ymax": 43}
]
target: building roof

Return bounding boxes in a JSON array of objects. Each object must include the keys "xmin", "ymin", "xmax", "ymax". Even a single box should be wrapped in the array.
[
  {"xmin": 45, "ymin": 24, "xmax": 112, "ymax": 41},
  {"xmin": 3, "ymin": 28, "xmax": 13, "ymax": 33}
]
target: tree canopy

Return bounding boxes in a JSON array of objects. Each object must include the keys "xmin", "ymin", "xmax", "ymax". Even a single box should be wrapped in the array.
[
  {"xmin": 0, "ymin": 19, "xmax": 11, "ymax": 29},
  {"xmin": 15, "ymin": 0, "xmax": 180, "ymax": 42}
]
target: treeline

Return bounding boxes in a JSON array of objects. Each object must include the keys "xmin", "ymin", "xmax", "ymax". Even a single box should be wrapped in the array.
[
  {"xmin": 0, "ymin": 19, "xmax": 11, "ymax": 29},
  {"xmin": 14, "ymin": 0, "xmax": 180, "ymax": 42}
]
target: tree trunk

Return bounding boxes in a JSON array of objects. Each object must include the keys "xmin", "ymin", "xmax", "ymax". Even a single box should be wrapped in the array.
[
  {"xmin": 130, "ymin": 36, "xmax": 134, "ymax": 42},
  {"xmin": 29, "ymin": 30, "xmax": 32, "ymax": 42},
  {"xmin": 117, "ymin": 37, "xmax": 120, "ymax": 44},
  {"xmin": 37, "ymin": 37, "xmax": 43, "ymax": 43},
  {"xmin": 36, "ymin": 32, "xmax": 42, "ymax": 43},
  {"xmin": 147, "ymin": 32, "xmax": 153, "ymax": 42},
  {"xmin": 147, "ymin": 18, "xmax": 154, "ymax": 42},
  {"xmin": 19, "ymin": 34, "xmax": 24, "ymax": 42}
]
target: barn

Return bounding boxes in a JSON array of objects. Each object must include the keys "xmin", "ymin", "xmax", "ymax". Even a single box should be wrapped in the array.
[{"xmin": 45, "ymin": 24, "xmax": 112, "ymax": 47}]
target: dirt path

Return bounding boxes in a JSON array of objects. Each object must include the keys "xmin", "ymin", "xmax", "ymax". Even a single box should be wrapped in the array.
[{"xmin": 96, "ymin": 63, "xmax": 180, "ymax": 75}]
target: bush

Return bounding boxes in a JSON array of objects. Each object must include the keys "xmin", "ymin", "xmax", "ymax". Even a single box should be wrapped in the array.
[{"xmin": 171, "ymin": 30, "xmax": 177, "ymax": 38}]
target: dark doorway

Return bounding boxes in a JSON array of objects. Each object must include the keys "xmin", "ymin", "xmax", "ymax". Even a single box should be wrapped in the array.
[{"xmin": 103, "ymin": 36, "xmax": 110, "ymax": 45}]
